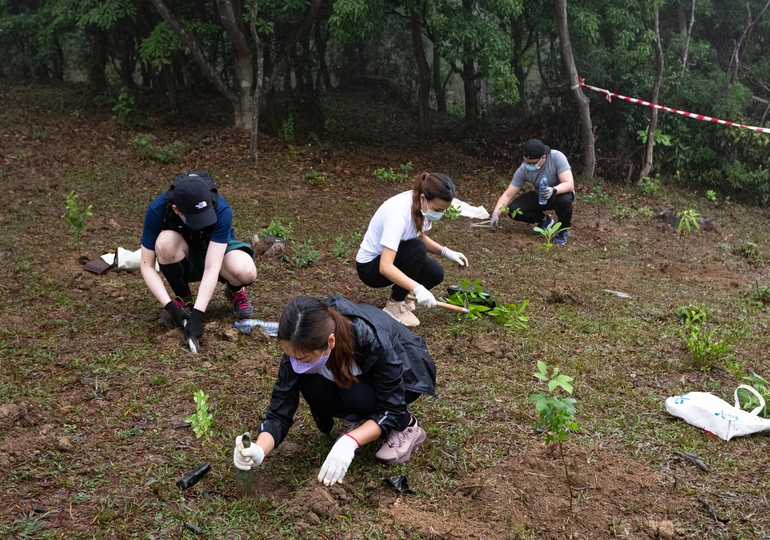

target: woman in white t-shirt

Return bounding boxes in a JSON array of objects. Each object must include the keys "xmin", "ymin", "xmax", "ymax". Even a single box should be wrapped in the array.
[{"xmin": 355, "ymin": 172, "xmax": 469, "ymax": 326}]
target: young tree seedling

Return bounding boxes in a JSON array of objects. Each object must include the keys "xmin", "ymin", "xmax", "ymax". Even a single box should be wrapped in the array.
[
  {"xmin": 185, "ymin": 389, "xmax": 214, "ymax": 439},
  {"xmin": 63, "ymin": 190, "xmax": 93, "ymax": 250}
]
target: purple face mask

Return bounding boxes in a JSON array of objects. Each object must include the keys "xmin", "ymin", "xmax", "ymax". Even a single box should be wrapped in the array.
[{"xmin": 289, "ymin": 348, "xmax": 330, "ymax": 374}]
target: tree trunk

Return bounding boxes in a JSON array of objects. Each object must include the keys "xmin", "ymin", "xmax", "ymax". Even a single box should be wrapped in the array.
[
  {"xmin": 411, "ymin": 13, "xmax": 431, "ymax": 134},
  {"xmin": 430, "ymin": 27, "xmax": 446, "ymax": 112},
  {"xmin": 162, "ymin": 63, "xmax": 179, "ymax": 111},
  {"xmin": 314, "ymin": 19, "xmax": 332, "ymax": 90},
  {"xmin": 215, "ymin": 0, "xmax": 255, "ymax": 129},
  {"xmin": 680, "ymin": 0, "xmax": 695, "ymax": 79},
  {"xmin": 555, "ymin": 0, "xmax": 595, "ymax": 177},
  {"xmin": 86, "ymin": 25, "xmax": 109, "ymax": 98},
  {"xmin": 250, "ymin": 1, "xmax": 264, "ymax": 167},
  {"xmin": 639, "ymin": 8, "xmax": 664, "ymax": 182},
  {"xmin": 462, "ymin": 61, "xmax": 479, "ymax": 126},
  {"xmin": 721, "ymin": 0, "xmax": 770, "ymax": 98}
]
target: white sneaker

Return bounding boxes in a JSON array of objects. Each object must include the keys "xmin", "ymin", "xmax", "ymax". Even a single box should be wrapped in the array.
[{"xmin": 383, "ymin": 300, "xmax": 420, "ymax": 326}]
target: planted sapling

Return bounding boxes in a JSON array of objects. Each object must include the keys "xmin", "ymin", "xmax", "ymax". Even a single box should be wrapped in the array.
[
  {"xmin": 529, "ymin": 361, "xmax": 579, "ymax": 511},
  {"xmin": 185, "ymin": 389, "xmax": 214, "ymax": 439},
  {"xmin": 676, "ymin": 209, "xmax": 700, "ymax": 235},
  {"xmin": 533, "ymin": 221, "xmax": 569, "ymax": 251},
  {"xmin": 488, "ymin": 300, "xmax": 529, "ymax": 329},
  {"xmin": 63, "ymin": 190, "xmax": 93, "ymax": 249}
]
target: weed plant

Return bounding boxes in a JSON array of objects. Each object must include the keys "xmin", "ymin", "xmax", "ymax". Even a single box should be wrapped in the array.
[
  {"xmin": 737, "ymin": 373, "xmax": 770, "ymax": 417},
  {"xmin": 259, "ymin": 219, "xmax": 291, "ymax": 239},
  {"xmin": 133, "ymin": 134, "xmax": 185, "ymax": 163},
  {"xmin": 373, "ymin": 162, "xmax": 413, "ymax": 183},
  {"xmin": 333, "ymin": 231, "xmax": 362, "ymax": 259},
  {"xmin": 63, "ymin": 190, "xmax": 93, "ymax": 249},
  {"xmin": 291, "ymin": 240, "xmax": 320, "ymax": 267}
]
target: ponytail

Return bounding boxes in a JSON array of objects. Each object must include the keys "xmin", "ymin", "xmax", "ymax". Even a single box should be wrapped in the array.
[{"xmin": 411, "ymin": 172, "xmax": 457, "ymax": 234}]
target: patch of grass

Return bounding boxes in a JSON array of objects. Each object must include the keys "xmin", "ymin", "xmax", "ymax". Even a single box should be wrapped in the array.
[
  {"xmin": 290, "ymin": 239, "xmax": 320, "ymax": 267},
  {"xmin": 132, "ymin": 134, "xmax": 185, "ymax": 163}
]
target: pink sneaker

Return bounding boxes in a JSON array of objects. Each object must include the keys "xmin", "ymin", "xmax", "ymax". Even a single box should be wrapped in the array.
[
  {"xmin": 375, "ymin": 419, "xmax": 426, "ymax": 463},
  {"xmin": 225, "ymin": 286, "xmax": 254, "ymax": 318}
]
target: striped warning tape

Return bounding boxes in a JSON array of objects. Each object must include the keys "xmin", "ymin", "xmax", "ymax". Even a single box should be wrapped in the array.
[{"xmin": 575, "ymin": 78, "xmax": 770, "ymax": 134}]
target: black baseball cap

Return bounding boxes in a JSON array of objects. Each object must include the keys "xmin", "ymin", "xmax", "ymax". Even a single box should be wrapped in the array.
[
  {"xmin": 522, "ymin": 139, "xmax": 551, "ymax": 159},
  {"xmin": 171, "ymin": 172, "xmax": 217, "ymax": 230}
]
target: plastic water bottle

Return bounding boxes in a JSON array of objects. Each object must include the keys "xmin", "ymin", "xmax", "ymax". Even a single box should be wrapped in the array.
[
  {"xmin": 538, "ymin": 174, "xmax": 549, "ymax": 205},
  {"xmin": 234, "ymin": 319, "xmax": 279, "ymax": 337}
]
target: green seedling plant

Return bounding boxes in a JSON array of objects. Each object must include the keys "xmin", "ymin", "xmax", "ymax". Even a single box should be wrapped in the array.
[
  {"xmin": 373, "ymin": 162, "xmax": 413, "ymax": 183},
  {"xmin": 676, "ymin": 209, "xmax": 700, "ymax": 235},
  {"xmin": 259, "ymin": 219, "xmax": 291, "ymax": 240},
  {"xmin": 279, "ymin": 115, "xmax": 295, "ymax": 143},
  {"xmin": 533, "ymin": 221, "xmax": 569, "ymax": 251},
  {"xmin": 333, "ymin": 231, "xmax": 362, "ymax": 259},
  {"xmin": 444, "ymin": 204, "xmax": 462, "ymax": 220},
  {"xmin": 185, "ymin": 389, "xmax": 214, "ymax": 439},
  {"xmin": 497, "ymin": 204, "xmax": 522, "ymax": 221},
  {"xmin": 291, "ymin": 239, "xmax": 320, "ymax": 268},
  {"xmin": 529, "ymin": 361, "xmax": 579, "ymax": 511},
  {"xmin": 133, "ymin": 134, "xmax": 185, "ymax": 163},
  {"xmin": 676, "ymin": 304, "xmax": 707, "ymax": 326},
  {"xmin": 737, "ymin": 373, "xmax": 770, "ymax": 418},
  {"xmin": 63, "ymin": 190, "xmax": 93, "ymax": 249},
  {"xmin": 488, "ymin": 300, "xmax": 529, "ymax": 329},
  {"xmin": 705, "ymin": 190, "xmax": 717, "ymax": 203}
]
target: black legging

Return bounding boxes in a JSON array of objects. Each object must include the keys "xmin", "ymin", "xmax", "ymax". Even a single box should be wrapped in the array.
[
  {"xmin": 356, "ymin": 238, "xmax": 444, "ymax": 302},
  {"xmin": 508, "ymin": 191, "xmax": 574, "ymax": 228},
  {"xmin": 301, "ymin": 373, "xmax": 419, "ymax": 433}
]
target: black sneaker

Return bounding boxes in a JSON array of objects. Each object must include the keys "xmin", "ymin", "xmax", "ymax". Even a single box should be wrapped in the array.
[{"xmin": 533, "ymin": 216, "xmax": 554, "ymax": 236}]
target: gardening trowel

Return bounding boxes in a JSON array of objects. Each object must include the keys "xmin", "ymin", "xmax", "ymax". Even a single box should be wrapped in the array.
[
  {"xmin": 234, "ymin": 432, "xmax": 255, "ymax": 497},
  {"xmin": 407, "ymin": 294, "xmax": 470, "ymax": 314},
  {"xmin": 183, "ymin": 319, "xmax": 199, "ymax": 355}
]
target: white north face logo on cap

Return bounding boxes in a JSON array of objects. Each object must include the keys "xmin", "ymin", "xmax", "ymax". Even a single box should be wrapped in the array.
[{"xmin": 195, "ymin": 201, "xmax": 208, "ymax": 209}]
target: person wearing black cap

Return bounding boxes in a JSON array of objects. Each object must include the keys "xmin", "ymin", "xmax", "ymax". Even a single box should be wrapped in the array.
[
  {"xmin": 490, "ymin": 139, "xmax": 574, "ymax": 244},
  {"xmin": 140, "ymin": 171, "xmax": 257, "ymax": 345}
]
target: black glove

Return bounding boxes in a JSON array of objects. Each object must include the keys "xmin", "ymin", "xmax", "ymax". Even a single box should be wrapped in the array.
[
  {"xmin": 184, "ymin": 309, "xmax": 204, "ymax": 343},
  {"xmin": 164, "ymin": 299, "xmax": 190, "ymax": 328}
]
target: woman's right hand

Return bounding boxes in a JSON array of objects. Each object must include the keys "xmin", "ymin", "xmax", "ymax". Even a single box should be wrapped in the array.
[
  {"xmin": 412, "ymin": 285, "xmax": 437, "ymax": 308},
  {"xmin": 233, "ymin": 435, "xmax": 265, "ymax": 470}
]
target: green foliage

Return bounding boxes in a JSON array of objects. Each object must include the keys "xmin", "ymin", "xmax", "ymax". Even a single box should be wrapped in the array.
[
  {"xmin": 62, "ymin": 190, "xmax": 92, "ymax": 248},
  {"xmin": 488, "ymin": 300, "xmax": 529, "ymax": 330},
  {"xmin": 737, "ymin": 374, "xmax": 770, "ymax": 418},
  {"xmin": 332, "ymin": 231, "xmax": 362, "ymax": 259},
  {"xmin": 681, "ymin": 323, "xmax": 738, "ymax": 372},
  {"xmin": 676, "ymin": 209, "xmax": 700, "ymax": 235},
  {"xmin": 259, "ymin": 219, "xmax": 290, "ymax": 239},
  {"xmin": 751, "ymin": 282, "xmax": 770, "ymax": 304},
  {"xmin": 279, "ymin": 115, "xmax": 295, "ymax": 143},
  {"xmin": 445, "ymin": 279, "xmax": 493, "ymax": 320},
  {"xmin": 534, "ymin": 221, "xmax": 569, "ymax": 251},
  {"xmin": 636, "ymin": 129, "xmax": 672, "ymax": 146},
  {"xmin": 185, "ymin": 389, "xmax": 214, "ymax": 439},
  {"xmin": 529, "ymin": 362, "xmax": 578, "ymax": 445},
  {"xmin": 585, "ymin": 185, "xmax": 611, "ymax": 204},
  {"xmin": 132, "ymin": 134, "xmax": 185, "ymax": 163},
  {"xmin": 291, "ymin": 240, "xmax": 319, "ymax": 268},
  {"xmin": 733, "ymin": 241, "xmax": 762, "ymax": 264},
  {"xmin": 444, "ymin": 204, "xmax": 462, "ymax": 221},
  {"xmin": 113, "ymin": 87, "xmax": 135, "ymax": 127},
  {"xmin": 373, "ymin": 162, "xmax": 413, "ymax": 183},
  {"xmin": 676, "ymin": 304, "xmax": 707, "ymax": 326},
  {"xmin": 639, "ymin": 176, "xmax": 660, "ymax": 195},
  {"xmin": 305, "ymin": 168, "xmax": 323, "ymax": 183},
  {"xmin": 705, "ymin": 190, "xmax": 717, "ymax": 203}
]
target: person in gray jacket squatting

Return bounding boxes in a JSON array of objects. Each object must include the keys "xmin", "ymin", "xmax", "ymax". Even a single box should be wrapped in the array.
[
  {"xmin": 232, "ymin": 295, "xmax": 436, "ymax": 485},
  {"xmin": 490, "ymin": 139, "xmax": 575, "ymax": 245}
]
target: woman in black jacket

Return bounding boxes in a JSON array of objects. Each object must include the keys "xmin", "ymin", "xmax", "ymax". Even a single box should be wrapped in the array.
[{"xmin": 232, "ymin": 295, "xmax": 437, "ymax": 486}]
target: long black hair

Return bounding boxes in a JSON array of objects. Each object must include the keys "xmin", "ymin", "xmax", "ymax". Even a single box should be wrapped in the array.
[{"xmin": 277, "ymin": 296, "xmax": 357, "ymax": 388}]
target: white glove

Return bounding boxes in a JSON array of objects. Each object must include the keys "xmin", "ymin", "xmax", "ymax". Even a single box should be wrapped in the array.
[
  {"xmin": 412, "ymin": 285, "xmax": 436, "ymax": 308},
  {"xmin": 541, "ymin": 186, "xmax": 555, "ymax": 199},
  {"xmin": 318, "ymin": 434, "xmax": 358, "ymax": 486},
  {"xmin": 441, "ymin": 247, "xmax": 469, "ymax": 267},
  {"xmin": 490, "ymin": 211, "xmax": 500, "ymax": 227},
  {"xmin": 233, "ymin": 435, "xmax": 265, "ymax": 471}
]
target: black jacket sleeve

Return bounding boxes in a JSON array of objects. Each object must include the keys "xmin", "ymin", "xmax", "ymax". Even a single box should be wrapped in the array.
[{"xmin": 256, "ymin": 354, "xmax": 301, "ymax": 447}]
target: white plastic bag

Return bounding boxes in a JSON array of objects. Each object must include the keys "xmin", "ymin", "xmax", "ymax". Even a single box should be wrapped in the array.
[
  {"xmin": 665, "ymin": 385, "xmax": 769, "ymax": 441},
  {"xmin": 450, "ymin": 198, "xmax": 490, "ymax": 220}
]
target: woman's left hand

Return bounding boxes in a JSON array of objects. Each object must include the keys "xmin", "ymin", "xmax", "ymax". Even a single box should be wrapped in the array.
[
  {"xmin": 318, "ymin": 435, "xmax": 358, "ymax": 485},
  {"xmin": 441, "ymin": 247, "xmax": 469, "ymax": 267}
]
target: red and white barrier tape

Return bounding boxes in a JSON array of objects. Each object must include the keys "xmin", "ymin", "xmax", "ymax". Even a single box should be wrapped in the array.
[{"xmin": 574, "ymin": 78, "xmax": 770, "ymax": 134}]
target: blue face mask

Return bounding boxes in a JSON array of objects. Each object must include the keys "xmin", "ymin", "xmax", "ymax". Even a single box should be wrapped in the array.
[
  {"xmin": 289, "ymin": 347, "xmax": 330, "ymax": 374},
  {"xmin": 525, "ymin": 163, "xmax": 541, "ymax": 171},
  {"xmin": 421, "ymin": 197, "xmax": 445, "ymax": 222}
]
